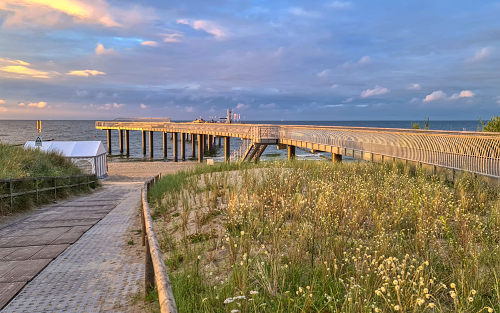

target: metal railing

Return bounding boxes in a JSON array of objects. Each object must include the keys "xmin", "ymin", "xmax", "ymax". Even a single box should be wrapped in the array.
[
  {"xmin": 0, "ymin": 174, "xmax": 98, "ymax": 209},
  {"xmin": 231, "ymin": 139, "xmax": 252, "ymax": 161},
  {"xmin": 280, "ymin": 125, "xmax": 500, "ymax": 178},
  {"xmin": 141, "ymin": 175, "xmax": 177, "ymax": 313}
]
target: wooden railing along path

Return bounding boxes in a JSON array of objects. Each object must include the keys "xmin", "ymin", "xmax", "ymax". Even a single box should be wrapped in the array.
[
  {"xmin": 141, "ymin": 175, "xmax": 177, "ymax": 313},
  {"xmin": 0, "ymin": 174, "xmax": 98, "ymax": 210}
]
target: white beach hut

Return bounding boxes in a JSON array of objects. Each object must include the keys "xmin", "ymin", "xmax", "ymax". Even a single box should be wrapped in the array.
[{"xmin": 24, "ymin": 141, "xmax": 107, "ymax": 178}]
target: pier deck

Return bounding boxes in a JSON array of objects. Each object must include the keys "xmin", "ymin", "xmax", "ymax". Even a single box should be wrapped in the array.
[{"xmin": 96, "ymin": 121, "xmax": 500, "ymax": 179}]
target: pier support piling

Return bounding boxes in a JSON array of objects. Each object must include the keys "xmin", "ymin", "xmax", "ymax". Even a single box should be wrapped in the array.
[
  {"xmin": 149, "ymin": 131, "xmax": 154, "ymax": 159},
  {"xmin": 181, "ymin": 133, "xmax": 186, "ymax": 161},
  {"xmin": 332, "ymin": 153, "xmax": 342, "ymax": 162},
  {"xmin": 287, "ymin": 145, "xmax": 296, "ymax": 160},
  {"xmin": 208, "ymin": 135, "xmax": 213, "ymax": 152},
  {"xmin": 191, "ymin": 134, "xmax": 196, "ymax": 158},
  {"xmin": 218, "ymin": 136, "xmax": 221, "ymax": 147},
  {"xmin": 172, "ymin": 132, "xmax": 178, "ymax": 162},
  {"xmin": 125, "ymin": 130, "xmax": 130, "ymax": 156},
  {"xmin": 224, "ymin": 136, "xmax": 230, "ymax": 162},
  {"xmin": 106, "ymin": 129, "xmax": 112, "ymax": 155},
  {"xmin": 197, "ymin": 134, "xmax": 204, "ymax": 163},
  {"xmin": 118, "ymin": 130, "xmax": 124, "ymax": 155},
  {"xmin": 163, "ymin": 132, "xmax": 168, "ymax": 160},
  {"xmin": 142, "ymin": 131, "xmax": 146, "ymax": 157}
]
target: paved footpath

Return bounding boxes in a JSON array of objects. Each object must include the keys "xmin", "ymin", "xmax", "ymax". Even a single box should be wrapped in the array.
[{"xmin": 0, "ymin": 180, "xmax": 145, "ymax": 312}]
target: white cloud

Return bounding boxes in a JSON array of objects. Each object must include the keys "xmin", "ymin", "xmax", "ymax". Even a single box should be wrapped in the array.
[
  {"xmin": 95, "ymin": 43, "xmax": 115, "ymax": 56},
  {"xmin": 356, "ymin": 104, "xmax": 368, "ymax": 108},
  {"xmin": 360, "ymin": 85, "xmax": 389, "ymax": 98},
  {"xmin": 235, "ymin": 103, "xmax": 250, "ymax": 110},
  {"xmin": 141, "ymin": 40, "xmax": 158, "ymax": 47},
  {"xmin": 289, "ymin": 7, "xmax": 320, "ymax": 18},
  {"xmin": 140, "ymin": 103, "xmax": 148, "ymax": 109},
  {"xmin": 17, "ymin": 102, "xmax": 25, "ymax": 106},
  {"xmin": 343, "ymin": 97, "xmax": 353, "ymax": 103},
  {"xmin": 177, "ymin": 19, "xmax": 227, "ymax": 40},
  {"xmin": 0, "ymin": 58, "xmax": 52, "ymax": 78},
  {"xmin": 329, "ymin": 1, "xmax": 352, "ymax": 9},
  {"xmin": 343, "ymin": 56, "xmax": 371, "ymax": 68},
  {"xmin": 331, "ymin": 84, "xmax": 339, "ymax": 89},
  {"xmin": 408, "ymin": 83, "xmax": 421, "ymax": 90},
  {"xmin": 76, "ymin": 89, "xmax": 88, "ymax": 97},
  {"xmin": 259, "ymin": 103, "xmax": 276, "ymax": 109},
  {"xmin": 423, "ymin": 90, "xmax": 447, "ymax": 102},
  {"xmin": 0, "ymin": 99, "xmax": 5, "ymax": 105},
  {"xmin": 163, "ymin": 33, "xmax": 183, "ymax": 43},
  {"xmin": 317, "ymin": 69, "xmax": 330, "ymax": 78},
  {"xmin": 102, "ymin": 102, "xmax": 124, "ymax": 110},
  {"xmin": 497, "ymin": 97, "xmax": 500, "ymax": 105},
  {"xmin": 468, "ymin": 47, "xmax": 491, "ymax": 62},
  {"xmin": 67, "ymin": 69, "xmax": 105, "ymax": 77},
  {"xmin": 450, "ymin": 90, "xmax": 475, "ymax": 100}
]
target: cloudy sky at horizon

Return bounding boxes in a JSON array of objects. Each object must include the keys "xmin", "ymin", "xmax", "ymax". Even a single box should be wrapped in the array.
[{"xmin": 0, "ymin": 0, "xmax": 499, "ymax": 120}]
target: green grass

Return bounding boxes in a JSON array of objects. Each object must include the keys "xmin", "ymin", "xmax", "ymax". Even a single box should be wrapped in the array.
[
  {"xmin": 149, "ymin": 160, "xmax": 500, "ymax": 312},
  {"xmin": 0, "ymin": 142, "xmax": 96, "ymax": 215}
]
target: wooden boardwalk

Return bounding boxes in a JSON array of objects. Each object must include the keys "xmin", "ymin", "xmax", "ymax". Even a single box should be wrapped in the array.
[{"xmin": 96, "ymin": 121, "xmax": 500, "ymax": 179}]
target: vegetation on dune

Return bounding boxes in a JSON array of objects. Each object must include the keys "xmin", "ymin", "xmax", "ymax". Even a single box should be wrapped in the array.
[
  {"xmin": 0, "ymin": 142, "xmax": 81, "ymax": 179},
  {"xmin": 479, "ymin": 116, "xmax": 500, "ymax": 132},
  {"xmin": 149, "ymin": 161, "xmax": 500, "ymax": 312},
  {"xmin": 0, "ymin": 143, "xmax": 95, "ymax": 216}
]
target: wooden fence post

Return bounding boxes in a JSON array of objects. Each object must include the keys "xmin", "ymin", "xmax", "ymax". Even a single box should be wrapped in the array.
[
  {"xmin": 145, "ymin": 237, "xmax": 155, "ymax": 293},
  {"xmin": 9, "ymin": 180, "xmax": 13, "ymax": 209}
]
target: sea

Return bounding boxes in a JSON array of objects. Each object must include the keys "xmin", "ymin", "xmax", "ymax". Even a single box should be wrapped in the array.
[{"xmin": 0, "ymin": 120, "xmax": 482, "ymax": 162}]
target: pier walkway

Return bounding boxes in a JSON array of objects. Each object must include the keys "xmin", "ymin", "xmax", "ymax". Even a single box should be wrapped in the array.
[
  {"xmin": 0, "ymin": 162, "xmax": 194, "ymax": 312},
  {"xmin": 97, "ymin": 121, "xmax": 500, "ymax": 179}
]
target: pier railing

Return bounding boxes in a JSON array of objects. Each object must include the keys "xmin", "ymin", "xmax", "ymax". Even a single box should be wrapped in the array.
[
  {"xmin": 141, "ymin": 175, "xmax": 177, "ymax": 313},
  {"xmin": 279, "ymin": 125, "xmax": 500, "ymax": 178}
]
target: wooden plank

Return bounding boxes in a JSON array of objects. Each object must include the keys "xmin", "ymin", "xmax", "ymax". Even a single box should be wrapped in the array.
[{"xmin": 0, "ymin": 282, "xmax": 25, "ymax": 309}]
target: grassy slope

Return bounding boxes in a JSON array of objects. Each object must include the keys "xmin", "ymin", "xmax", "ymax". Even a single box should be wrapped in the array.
[
  {"xmin": 149, "ymin": 161, "xmax": 500, "ymax": 313},
  {"xmin": 0, "ymin": 142, "xmax": 81, "ymax": 179}
]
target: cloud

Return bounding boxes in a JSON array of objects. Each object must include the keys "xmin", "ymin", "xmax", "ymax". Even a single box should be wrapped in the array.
[
  {"xmin": 0, "ymin": 107, "xmax": 7, "ymax": 112},
  {"xmin": 140, "ymin": 103, "xmax": 148, "ymax": 109},
  {"xmin": 177, "ymin": 19, "xmax": 226, "ymax": 39},
  {"xmin": 76, "ymin": 89, "xmax": 88, "ymax": 97},
  {"xmin": 450, "ymin": 90, "xmax": 475, "ymax": 100},
  {"xmin": 141, "ymin": 41, "xmax": 158, "ymax": 47},
  {"xmin": 356, "ymin": 104, "xmax": 369, "ymax": 108},
  {"xmin": 331, "ymin": 84, "xmax": 339, "ymax": 89},
  {"xmin": 343, "ymin": 56, "xmax": 371, "ymax": 68},
  {"xmin": 360, "ymin": 85, "xmax": 389, "ymax": 98},
  {"xmin": 497, "ymin": 97, "xmax": 500, "ymax": 105},
  {"xmin": 329, "ymin": 1, "xmax": 352, "ymax": 9},
  {"xmin": 317, "ymin": 69, "xmax": 330, "ymax": 78},
  {"xmin": 0, "ymin": 65, "xmax": 51, "ymax": 78},
  {"xmin": 259, "ymin": 103, "xmax": 276, "ymax": 109},
  {"xmin": 95, "ymin": 43, "xmax": 115, "ymax": 55},
  {"xmin": 0, "ymin": 0, "xmax": 121, "ymax": 28},
  {"xmin": 162, "ymin": 33, "xmax": 183, "ymax": 43},
  {"xmin": 103, "ymin": 102, "xmax": 124, "ymax": 110},
  {"xmin": 19, "ymin": 101, "xmax": 47, "ymax": 108},
  {"xmin": 289, "ymin": 7, "xmax": 320, "ymax": 18},
  {"xmin": 423, "ymin": 90, "xmax": 447, "ymax": 102},
  {"xmin": 67, "ymin": 69, "xmax": 105, "ymax": 77},
  {"xmin": 343, "ymin": 97, "xmax": 353, "ymax": 103},
  {"xmin": 408, "ymin": 83, "xmax": 421, "ymax": 90},
  {"xmin": 235, "ymin": 103, "xmax": 250, "ymax": 110},
  {"xmin": 468, "ymin": 47, "xmax": 491, "ymax": 62},
  {"xmin": 185, "ymin": 106, "xmax": 194, "ymax": 113},
  {"xmin": 0, "ymin": 99, "xmax": 5, "ymax": 105},
  {"xmin": 0, "ymin": 58, "xmax": 30, "ymax": 66}
]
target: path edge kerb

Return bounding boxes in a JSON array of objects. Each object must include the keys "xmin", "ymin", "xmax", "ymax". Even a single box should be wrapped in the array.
[{"xmin": 141, "ymin": 176, "xmax": 178, "ymax": 313}]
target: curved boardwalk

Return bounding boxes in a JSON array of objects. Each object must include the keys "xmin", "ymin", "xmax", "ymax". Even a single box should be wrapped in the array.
[{"xmin": 0, "ymin": 162, "xmax": 194, "ymax": 312}]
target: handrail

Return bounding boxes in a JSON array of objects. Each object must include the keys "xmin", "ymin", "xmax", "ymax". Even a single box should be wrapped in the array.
[
  {"xmin": 141, "ymin": 176, "xmax": 178, "ymax": 313},
  {"xmin": 0, "ymin": 174, "xmax": 98, "ymax": 209}
]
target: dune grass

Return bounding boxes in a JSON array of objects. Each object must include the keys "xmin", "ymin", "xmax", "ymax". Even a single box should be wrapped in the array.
[
  {"xmin": 149, "ymin": 160, "xmax": 500, "ymax": 312},
  {"xmin": 0, "ymin": 142, "xmax": 94, "ymax": 215}
]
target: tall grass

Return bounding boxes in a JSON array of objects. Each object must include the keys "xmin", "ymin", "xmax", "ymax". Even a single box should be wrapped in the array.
[
  {"xmin": 150, "ymin": 161, "xmax": 500, "ymax": 312},
  {"xmin": 0, "ymin": 143, "xmax": 94, "ymax": 215}
]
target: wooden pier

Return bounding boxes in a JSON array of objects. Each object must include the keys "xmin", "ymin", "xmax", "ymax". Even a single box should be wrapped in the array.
[{"xmin": 96, "ymin": 121, "xmax": 500, "ymax": 179}]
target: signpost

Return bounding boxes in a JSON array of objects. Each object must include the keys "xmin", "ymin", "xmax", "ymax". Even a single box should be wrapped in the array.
[{"xmin": 35, "ymin": 120, "xmax": 42, "ymax": 147}]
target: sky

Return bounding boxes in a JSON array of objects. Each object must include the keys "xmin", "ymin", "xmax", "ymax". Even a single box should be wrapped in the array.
[{"xmin": 0, "ymin": 0, "xmax": 499, "ymax": 120}]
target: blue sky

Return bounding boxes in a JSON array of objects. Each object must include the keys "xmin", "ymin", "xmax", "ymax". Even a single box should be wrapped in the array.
[{"xmin": 0, "ymin": 0, "xmax": 499, "ymax": 120}]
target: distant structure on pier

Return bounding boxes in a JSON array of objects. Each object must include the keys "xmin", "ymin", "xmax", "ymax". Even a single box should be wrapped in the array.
[{"xmin": 114, "ymin": 118, "xmax": 171, "ymax": 122}]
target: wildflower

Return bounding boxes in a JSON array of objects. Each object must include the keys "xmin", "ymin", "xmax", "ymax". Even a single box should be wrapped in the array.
[
  {"xmin": 449, "ymin": 291, "xmax": 456, "ymax": 299},
  {"xmin": 393, "ymin": 280, "xmax": 398, "ymax": 286},
  {"xmin": 423, "ymin": 288, "xmax": 428, "ymax": 294},
  {"xmin": 468, "ymin": 297, "xmax": 473, "ymax": 303},
  {"xmin": 486, "ymin": 307, "xmax": 493, "ymax": 313},
  {"xmin": 428, "ymin": 303, "xmax": 435, "ymax": 308},
  {"xmin": 224, "ymin": 297, "xmax": 234, "ymax": 304},
  {"xmin": 450, "ymin": 283, "xmax": 456, "ymax": 289},
  {"xmin": 394, "ymin": 305, "xmax": 400, "ymax": 311},
  {"xmin": 375, "ymin": 290, "xmax": 382, "ymax": 296},
  {"xmin": 416, "ymin": 298, "xmax": 425, "ymax": 306},
  {"xmin": 197, "ymin": 255, "xmax": 201, "ymax": 260},
  {"xmin": 240, "ymin": 230, "xmax": 244, "ymax": 236},
  {"xmin": 471, "ymin": 289, "xmax": 476, "ymax": 295},
  {"xmin": 250, "ymin": 290, "xmax": 258, "ymax": 295},
  {"xmin": 231, "ymin": 310, "xmax": 240, "ymax": 313}
]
